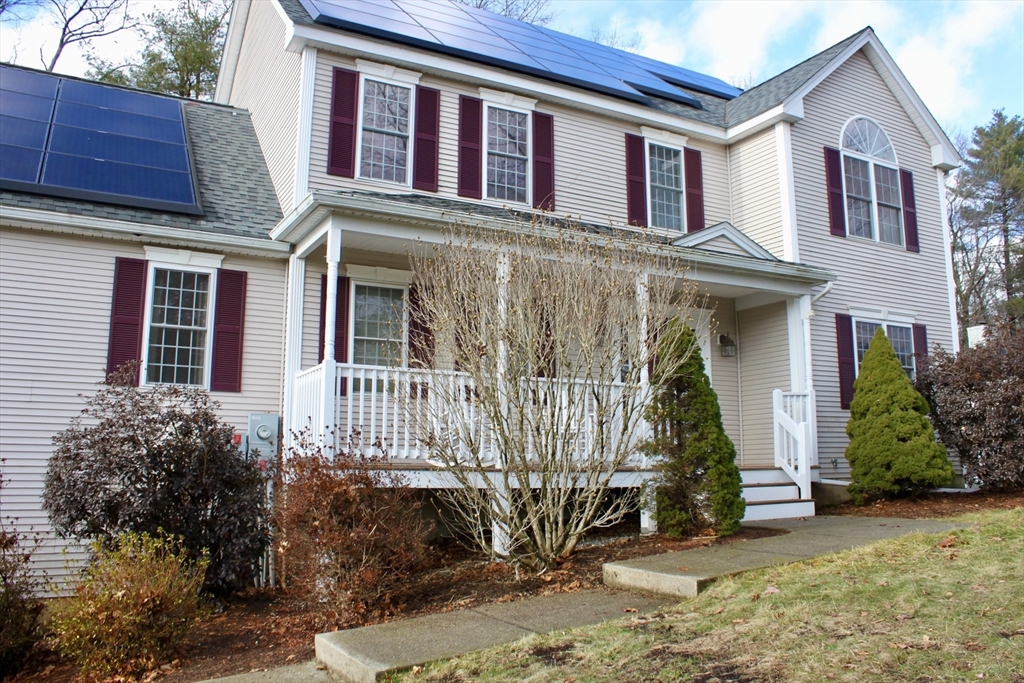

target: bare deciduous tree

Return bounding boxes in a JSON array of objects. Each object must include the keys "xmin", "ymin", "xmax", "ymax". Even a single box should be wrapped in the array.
[
  {"xmin": 454, "ymin": 0, "xmax": 554, "ymax": 26},
  {"xmin": 406, "ymin": 220, "xmax": 702, "ymax": 570},
  {"xmin": 0, "ymin": 0, "xmax": 44, "ymax": 21},
  {"xmin": 40, "ymin": 0, "xmax": 134, "ymax": 72},
  {"xmin": 576, "ymin": 19, "xmax": 642, "ymax": 53}
]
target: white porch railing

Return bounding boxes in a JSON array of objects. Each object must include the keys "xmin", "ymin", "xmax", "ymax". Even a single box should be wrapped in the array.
[
  {"xmin": 288, "ymin": 362, "xmax": 639, "ymax": 464},
  {"xmin": 772, "ymin": 389, "xmax": 816, "ymax": 499}
]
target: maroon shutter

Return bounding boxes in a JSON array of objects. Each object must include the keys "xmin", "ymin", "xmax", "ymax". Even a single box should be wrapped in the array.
[
  {"xmin": 210, "ymin": 269, "xmax": 246, "ymax": 392},
  {"xmin": 317, "ymin": 275, "xmax": 351, "ymax": 363},
  {"xmin": 625, "ymin": 133, "xmax": 647, "ymax": 227},
  {"xmin": 900, "ymin": 169, "xmax": 919, "ymax": 253},
  {"xmin": 412, "ymin": 86, "xmax": 440, "ymax": 192},
  {"xmin": 407, "ymin": 284, "xmax": 434, "ymax": 368},
  {"xmin": 824, "ymin": 147, "xmax": 846, "ymax": 237},
  {"xmin": 912, "ymin": 323, "xmax": 928, "ymax": 359},
  {"xmin": 106, "ymin": 257, "xmax": 148, "ymax": 385},
  {"xmin": 684, "ymin": 147, "xmax": 705, "ymax": 233},
  {"xmin": 836, "ymin": 313, "xmax": 856, "ymax": 409},
  {"xmin": 327, "ymin": 68, "xmax": 358, "ymax": 177},
  {"xmin": 457, "ymin": 95, "xmax": 482, "ymax": 199},
  {"xmin": 532, "ymin": 111, "xmax": 555, "ymax": 210}
]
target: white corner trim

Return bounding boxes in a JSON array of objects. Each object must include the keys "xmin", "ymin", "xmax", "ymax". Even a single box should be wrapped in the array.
[
  {"xmin": 847, "ymin": 306, "xmax": 916, "ymax": 326},
  {"xmin": 294, "ymin": 46, "xmax": 317, "ymax": 207},
  {"xmin": 355, "ymin": 58, "xmax": 422, "ymax": 84},
  {"xmin": 936, "ymin": 168, "xmax": 960, "ymax": 354},
  {"xmin": 641, "ymin": 126, "xmax": 688, "ymax": 149},
  {"xmin": 343, "ymin": 264, "xmax": 414, "ymax": 285},
  {"xmin": 144, "ymin": 246, "xmax": 225, "ymax": 269},
  {"xmin": 775, "ymin": 121, "xmax": 799, "ymax": 262},
  {"xmin": 478, "ymin": 87, "xmax": 537, "ymax": 110}
]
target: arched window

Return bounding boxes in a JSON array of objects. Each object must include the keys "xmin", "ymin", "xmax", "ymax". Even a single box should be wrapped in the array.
[{"xmin": 840, "ymin": 117, "xmax": 903, "ymax": 245}]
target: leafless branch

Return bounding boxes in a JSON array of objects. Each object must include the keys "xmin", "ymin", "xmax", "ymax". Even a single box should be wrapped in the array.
[{"xmin": 41, "ymin": 0, "xmax": 135, "ymax": 72}]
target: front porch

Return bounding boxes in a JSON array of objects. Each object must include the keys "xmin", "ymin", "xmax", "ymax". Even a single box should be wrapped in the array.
[{"xmin": 274, "ymin": 192, "xmax": 836, "ymax": 520}]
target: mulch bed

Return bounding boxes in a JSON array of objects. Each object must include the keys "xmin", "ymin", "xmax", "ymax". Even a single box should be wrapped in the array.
[
  {"xmin": 820, "ymin": 490, "xmax": 1024, "ymax": 519},
  {"xmin": 15, "ymin": 490, "xmax": 1022, "ymax": 682}
]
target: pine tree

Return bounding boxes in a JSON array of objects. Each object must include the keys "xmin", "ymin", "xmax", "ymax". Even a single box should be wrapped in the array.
[
  {"xmin": 643, "ymin": 319, "xmax": 745, "ymax": 537},
  {"xmin": 846, "ymin": 327, "xmax": 953, "ymax": 503}
]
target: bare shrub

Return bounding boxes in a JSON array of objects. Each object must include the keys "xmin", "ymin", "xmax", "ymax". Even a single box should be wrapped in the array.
[
  {"xmin": 275, "ymin": 427, "xmax": 432, "ymax": 627},
  {"xmin": 48, "ymin": 532, "xmax": 207, "ymax": 678},
  {"xmin": 917, "ymin": 323, "xmax": 1024, "ymax": 491},
  {"xmin": 44, "ymin": 364, "xmax": 270, "ymax": 597},
  {"xmin": 407, "ymin": 219, "xmax": 700, "ymax": 570}
]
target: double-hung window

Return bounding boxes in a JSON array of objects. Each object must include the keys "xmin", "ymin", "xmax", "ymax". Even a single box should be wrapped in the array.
[
  {"xmin": 648, "ymin": 142, "xmax": 683, "ymax": 230},
  {"xmin": 352, "ymin": 284, "xmax": 405, "ymax": 367},
  {"xmin": 359, "ymin": 78, "xmax": 411, "ymax": 184},
  {"xmin": 841, "ymin": 117, "xmax": 902, "ymax": 246},
  {"xmin": 145, "ymin": 268, "xmax": 212, "ymax": 385},
  {"xmin": 486, "ymin": 106, "xmax": 529, "ymax": 203},
  {"xmin": 854, "ymin": 320, "xmax": 916, "ymax": 378}
]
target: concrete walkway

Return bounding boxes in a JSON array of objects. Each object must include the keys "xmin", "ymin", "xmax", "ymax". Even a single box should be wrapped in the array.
[
  {"xmin": 605, "ymin": 515, "xmax": 959, "ymax": 598},
  {"xmin": 203, "ymin": 515, "xmax": 962, "ymax": 683}
]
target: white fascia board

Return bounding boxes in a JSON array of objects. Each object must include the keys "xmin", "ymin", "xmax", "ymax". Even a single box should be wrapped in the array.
[
  {"xmin": 782, "ymin": 30, "xmax": 961, "ymax": 170},
  {"xmin": 1, "ymin": 206, "xmax": 291, "ymax": 258},
  {"xmin": 214, "ymin": 0, "xmax": 252, "ymax": 104},
  {"xmin": 723, "ymin": 100, "xmax": 804, "ymax": 143},
  {"xmin": 294, "ymin": 46, "xmax": 318, "ymax": 207},
  {"xmin": 735, "ymin": 291, "xmax": 790, "ymax": 311},
  {"xmin": 284, "ymin": 23, "xmax": 729, "ymax": 143}
]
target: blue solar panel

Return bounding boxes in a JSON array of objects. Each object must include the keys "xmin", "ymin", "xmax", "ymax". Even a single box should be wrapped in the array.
[
  {"xmin": 299, "ymin": 0, "xmax": 741, "ymax": 105},
  {"xmin": 0, "ymin": 64, "xmax": 199, "ymax": 214}
]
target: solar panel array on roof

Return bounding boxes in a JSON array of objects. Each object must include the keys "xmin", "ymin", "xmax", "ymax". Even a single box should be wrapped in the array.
[
  {"xmin": 0, "ymin": 64, "xmax": 200, "ymax": 215},
  {"xmin": 297, "ymin": 0, "xmax": 741, "ymax": 106}
]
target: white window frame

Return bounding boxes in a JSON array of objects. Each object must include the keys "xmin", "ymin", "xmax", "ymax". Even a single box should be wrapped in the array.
[
  {"xmin": 850, "ymin": 313, "xmax": 917, "ymax": 378},
  {"xmin": 839, "ymin": 116, "xmax": 903, "ymax": 247},
  {"xmin": 139, "ymin": 248, "xmax": 223, "ymax": 388},
  {"xmin": 354, "ymin": 63, "xmax": 419, "ymax": 189},
  {"xmin": 480, "ymin": 89, "xmax": 535, "ymax": 207},
  {"xmin": 641, "ymin": 127, "xmax": 689, "ymax": 233},
  {"xmin": 346, "ymin": 274, "xmax": 410, "ymax": 368}
]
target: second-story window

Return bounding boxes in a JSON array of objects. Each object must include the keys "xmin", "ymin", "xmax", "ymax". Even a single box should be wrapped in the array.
[
  {"xmin": 841, "ymin": 117, "xmax": 902, "ymax": 246},
  {"xmin": 360, "ymin": 79, "xmax": 410, "ymax": 183},
  {"xmin": 487, "ymin": 106, "xmax": 529, "ymax": 203},
  {"xmin": 648, "ymin": 143, "xmax": 683, "ymax": 230}
]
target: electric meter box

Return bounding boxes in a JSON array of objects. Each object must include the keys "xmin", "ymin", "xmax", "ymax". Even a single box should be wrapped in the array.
[{"xmin": 246, "ymin": 412, "xmax": 280, "ymax": 460}]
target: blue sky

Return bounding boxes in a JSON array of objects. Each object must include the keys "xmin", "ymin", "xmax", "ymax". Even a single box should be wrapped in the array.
[{"xmin": 2, "ymin": 0, "xmax": 1021, "ymax": 136}]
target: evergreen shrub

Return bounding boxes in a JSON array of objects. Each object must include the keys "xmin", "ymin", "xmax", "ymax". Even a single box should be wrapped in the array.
[
  {"xmin": 643, "ymin": 319, "xmax": 745, "ymax": 537},
  {"xmin": 845, "ymin": 328, "xmax": 953, "ymax": 503}
]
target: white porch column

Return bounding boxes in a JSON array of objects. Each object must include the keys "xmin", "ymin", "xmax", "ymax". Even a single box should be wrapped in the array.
[
  {"xmin": 282, "ymin": 254, "xmax": 306, "ymax": 448},
  {"xmin": 321, "ymin": 223, "xmax": 342, "ymax": 445},
  {"xmin": 785, "ymin": 297, "xmax": 808, "ymax": 392},
  {"xmin": 636, "ymin": 272, "xmax": 655, "ymax": 534}
]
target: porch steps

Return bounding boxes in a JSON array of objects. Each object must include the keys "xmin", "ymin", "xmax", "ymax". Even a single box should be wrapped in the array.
[{"xmin": 739, "ymin": 468, "xmax": 815, "ymax": 521}]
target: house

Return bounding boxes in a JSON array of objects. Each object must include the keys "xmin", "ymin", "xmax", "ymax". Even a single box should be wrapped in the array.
[{"xmin": 0, "ymin": 0, "xmax": 961, "ymax": 576}]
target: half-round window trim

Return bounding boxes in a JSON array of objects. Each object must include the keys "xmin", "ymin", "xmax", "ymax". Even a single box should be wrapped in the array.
[{"xmin": 839, "ymin": 116, "xmax": 899, "ymax": 166}]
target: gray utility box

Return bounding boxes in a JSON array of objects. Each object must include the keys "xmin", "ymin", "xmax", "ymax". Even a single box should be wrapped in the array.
[{"xmin": 246, "ymin": 412, "xmax": 280, "ymax": 462}]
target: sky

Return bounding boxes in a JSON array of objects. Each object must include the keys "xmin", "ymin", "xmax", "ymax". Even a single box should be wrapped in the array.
[{"xmin": 1, "ymin": 0, "xmax": 1022, "ymax": 137}]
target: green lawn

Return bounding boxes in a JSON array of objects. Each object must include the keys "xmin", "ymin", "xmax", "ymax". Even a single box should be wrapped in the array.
[{"xmin": 397, "ymin": 508, "xmax": 1024, "ymax": 682}]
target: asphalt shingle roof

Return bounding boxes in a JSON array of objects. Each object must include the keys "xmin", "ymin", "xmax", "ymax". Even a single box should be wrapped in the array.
[{"xmin": 1, "ymin": 97, "xmax": 283, "ymax": 241}]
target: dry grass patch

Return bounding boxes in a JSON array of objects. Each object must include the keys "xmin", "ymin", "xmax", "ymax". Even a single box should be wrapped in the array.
[{"xmin": 396, "ymin": 508, "xmax": 1024, "ymax": 682}]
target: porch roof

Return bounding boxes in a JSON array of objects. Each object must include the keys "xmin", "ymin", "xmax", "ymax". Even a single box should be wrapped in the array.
[{"xmin": 272, "ymin": 190, "xmax": 836, "ymax": 297}]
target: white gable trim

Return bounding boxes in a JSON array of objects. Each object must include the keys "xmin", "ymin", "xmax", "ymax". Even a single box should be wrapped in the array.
[
  {"xmin": 784, "ymin": 30, "xmax": 960, "ymax": 171},
  {"xmin": 672, "ymin": 221, "xmax": 778, "ymax": 261},
  {"xmin": 214, "ymin": 0, "xmax": 252, "ymax": 103}
]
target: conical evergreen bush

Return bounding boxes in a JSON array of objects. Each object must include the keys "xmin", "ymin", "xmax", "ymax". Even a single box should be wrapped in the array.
[
  {"xmin": 643, "ymin": 318, "xmax": 745, "ymax": 537},
  {"xmin": 846, "ymin": 327, "xmax": 952, "ymax": 503}
]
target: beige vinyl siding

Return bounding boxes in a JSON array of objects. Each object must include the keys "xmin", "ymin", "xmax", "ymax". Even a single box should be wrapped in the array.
[
  {"xmin": 736, "ymin": 302, "xmax": 790, "ymax": 466},
  {"xmin": 707, "ymin": 297, "xmax": 741, "ymax": 449},
  {"xmin": 728, "ymin": 127, "xmax": 784, "ymax": 257},
  {"xmin": 695, "ymin": 235, "xmax": 755, "ymax": 257},
  {"xmin": 0, "ymin": 227, "xmax": 286, "ymax": 584},
  {"xmin": 790, "ymin": 50, "xmax": 956, "ymax": 479},
  {"xmin": 228, "ymin": 0, "xmax": 302, "ymax": 213},
  {"xmin": 308, "ymin": 50, "xmax": 730, "ymax": 229}
]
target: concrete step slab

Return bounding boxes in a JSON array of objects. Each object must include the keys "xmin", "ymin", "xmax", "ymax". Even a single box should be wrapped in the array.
[
  {"xmin": 741, "ymin": 484, "xmax": 800, "ymax": 502},
  {"xmin": 741, "ymin": 499, "xmax": 815, "ymax": 521},
  {"xmin": 315, "ymin": 590, "xmax": 667, "ymax": 682}
]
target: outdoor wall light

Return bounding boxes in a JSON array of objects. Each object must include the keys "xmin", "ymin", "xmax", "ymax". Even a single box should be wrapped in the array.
[{"xmin": 719, "ymin": 333, "xmax": 737, "ymax": 357}]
